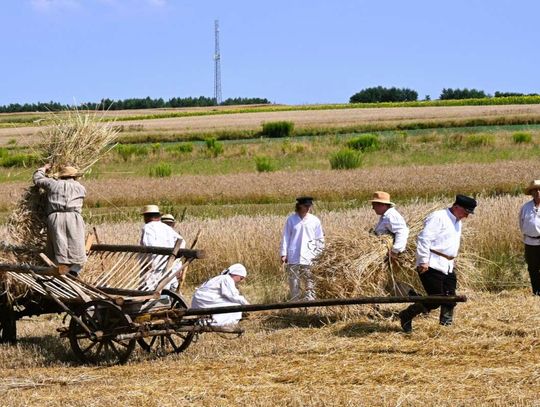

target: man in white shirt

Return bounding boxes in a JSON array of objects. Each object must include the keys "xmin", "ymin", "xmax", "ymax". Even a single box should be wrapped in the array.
[
  {"xmin": 139, "ymin": 205, "xmax": 185, "ymax": 291},
  {"xmin": 370, "ymin": 191, "xmax": 409, "ymax": 255},
  {"xmin": 519, "ymin": 180, "xmax": 540, "ymax": 296},
  {"xmin": 191, "ymin": 263, "xmax": 249, "ymax": 326},
  {"xmin": 398, "ymin": 194, "xmax": 477, "ymax": 333},
  {"xmin": 280, "ymin": 196, "xmax": 325, "ymax": 301}
]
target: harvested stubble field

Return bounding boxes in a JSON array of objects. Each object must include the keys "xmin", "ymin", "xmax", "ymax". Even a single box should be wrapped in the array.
[
  {"xmin": 0, "ymin": 293, "xmax": 538, "ymax": 406},
  {"xmin": 3, "ymin": 103, "xmax": 540, "ymax": 144}
]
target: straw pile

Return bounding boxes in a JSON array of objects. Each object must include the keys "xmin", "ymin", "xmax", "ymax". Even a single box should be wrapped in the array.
[
  {"xmin": 311, "ymin": 207, "xmax": 481, "ymax": 317},
  {"xmin": 1, "ymin": 110, "xmax": 118, "ymax": 298}
]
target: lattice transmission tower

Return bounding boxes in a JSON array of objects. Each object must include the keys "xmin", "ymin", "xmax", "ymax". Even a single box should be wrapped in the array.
[{"xmin": 213, "ymin": 20, "xmax": 222, "ymax": 105}]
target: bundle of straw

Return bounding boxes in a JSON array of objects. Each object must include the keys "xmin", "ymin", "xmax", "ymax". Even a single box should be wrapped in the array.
[
  {"xmin": 311, "ymin": 207, "xmax": 480, "ymax": 318},
  {"xmin": 1, "ymin": 110, "xmax": 118, "ymax": 299}
]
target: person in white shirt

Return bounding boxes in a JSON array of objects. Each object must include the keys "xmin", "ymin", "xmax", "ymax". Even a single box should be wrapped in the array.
[
  {"xmin": 370, "ymin": 191, "xmax": 409, "ymax": 255},
  {"xmin": 161, "ymin": 213, "xmax": 188, "ymax": 291},
  {"xmin": 280, "ymin": 196, "xmax": 325, "ymax": 301},
  {"xmin": 139, "ymin": 205, "xmax": 186, "ymax": 291},
  {"xmin": 398, "ymin": 195, "xmax": 477, "ymax": 333},
  {"xmin": 519, "ymin": 180, "xmax": 540, "ymax": 296},
  {"xmin": 191, "ymin": 263, "xmax": 249, "ymax": 326}
]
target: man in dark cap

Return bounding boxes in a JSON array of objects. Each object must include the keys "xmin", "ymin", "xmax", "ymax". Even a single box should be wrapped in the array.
[
  {"xmin": 519, "ymin": 180, "xmax": 540, "ymax": 295},
  {"xmin": 398, "ymin": 194, "xmax": 477, "ymax": 333},
  {"xmin": 280, "ymin": 196, "xmax": 325, "ymax": 301}
]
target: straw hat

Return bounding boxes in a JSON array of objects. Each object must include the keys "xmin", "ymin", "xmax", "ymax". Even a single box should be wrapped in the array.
[
  {"xmin": 161, "ymin": 213, "xmax": 175, "ymax": 223},
  {"xmin": 141, "ymin": 204, "xmax": 160, "ymax": 215},
  {"xmin": 57, "ymin": 165, "xmax": 81, "ymax": 179},
  {"xmin": 525, "ymin": 180, "xmax": 540, "ymax": 194},
  {"xmin": 369, "ymin": 191, "xmax": 394, "ymax": 206}
]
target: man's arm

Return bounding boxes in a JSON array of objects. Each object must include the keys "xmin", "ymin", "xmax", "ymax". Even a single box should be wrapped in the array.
[
  {"xmin": 416, "ymin": 213, "xmax": 440, "ymax": 270},
  {"xmin": 279, "ymin": 217, "xmax": 290, "ymax": 263},
  {"xmin": 33, "ymin": 164, "xmax": 54, "ymax": 189},
  {"xmin": 389, "ymin": 214, "xmax": 409, "ymax": 253}
]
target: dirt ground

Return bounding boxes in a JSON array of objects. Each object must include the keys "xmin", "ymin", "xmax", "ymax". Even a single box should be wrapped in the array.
[{"xmin": 0, "ymin": 291, "xmax": 538, "ymax": 406}]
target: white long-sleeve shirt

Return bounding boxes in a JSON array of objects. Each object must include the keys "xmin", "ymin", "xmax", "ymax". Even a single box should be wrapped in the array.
[
  {"xmin": 374, "ymin": 207, "xmax": 409, "ymax": 253},
  {"xmin": 191, "ymin": 274, "xmax": 249, "ymax": 308},
  {"xmin": 191, "ymin": 274, "xmax": 249, "ymax": 326},
  {"xmin": 416, "ymin": 208, "xmax": 462, "ymax": 274},
  {"xmin": 140, "ymin": 221, "xmax": 186, "ymax": 289},
  {"xmin": 280, "ymin": 213, "xmax": 325, "ymax": 265},
  {"xmin": 519, "ymin": 200, "xmax": 540, "ymax": 246}
]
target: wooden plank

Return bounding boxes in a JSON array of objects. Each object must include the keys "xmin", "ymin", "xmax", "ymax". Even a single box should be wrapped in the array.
[
  {"xmin": 89, "ymin": 244, "xmax": 205, "ymax": 259},
  {"xmin": 0, "ymin": 263, "xmax": 59, "ymax": 277},
  {"xmin": 181, "ymin": 295, "xmax": 469, "ymax": 316}
]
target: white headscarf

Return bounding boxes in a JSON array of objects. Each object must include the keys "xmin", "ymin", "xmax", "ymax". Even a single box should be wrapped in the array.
[{"xmin": 222, "ymin": 263, "xmax": 247, "ymax": 278}]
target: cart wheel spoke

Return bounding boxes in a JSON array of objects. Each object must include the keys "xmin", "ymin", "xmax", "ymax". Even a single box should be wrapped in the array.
[
  {"xmin": 112, "ymin": 338, "xmax": 131, "ymax": 349},
  {"xmin": 81, "ymin": 340, "xmax": 98, "ymax": 355},
  {"xmin": 136, "ymin": 290, "xmax": 194, "ymax": 355},
  {"xmin": 167, "ymin": 335, "xmax": 179, "ymax": 351},
  {"xmin": 68, "ymin": 300, "xmax": 135, "ymax": 366},
  {"xmin": 108, "ymin": 340, "xmax": 122, "ymax": 358},
  {"xmin": 94, "ymin": 340, "xmax": 105, "ymax": 357}
]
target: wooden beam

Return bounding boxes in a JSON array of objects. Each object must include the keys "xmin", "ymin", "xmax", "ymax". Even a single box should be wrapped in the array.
[
  {"xmin": 0, "ymin": 263, "xmax": 59, "ymax": 277},
  {"xmin": 89, "ymin": 244, "xmax": 205, "ymax": 259},
  {"xmin": 181, "ymin": 295, "xmax": 468, "ymax": 316}
]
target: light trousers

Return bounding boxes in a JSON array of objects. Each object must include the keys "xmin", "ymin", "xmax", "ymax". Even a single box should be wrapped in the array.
[{"xmin": 287, "ymin": 264, "xmax": 315, "ymax": 301}]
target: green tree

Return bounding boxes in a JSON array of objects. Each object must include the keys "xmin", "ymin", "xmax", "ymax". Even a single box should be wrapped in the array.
[{"xmin": 349, "ymin": 86, "xmax": 418, "ymax": 103}]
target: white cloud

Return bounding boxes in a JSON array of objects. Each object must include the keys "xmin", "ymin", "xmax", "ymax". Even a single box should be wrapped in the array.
[{"xmin": 30, "ymin": 0, "xmax": 81, "ymax": 12}]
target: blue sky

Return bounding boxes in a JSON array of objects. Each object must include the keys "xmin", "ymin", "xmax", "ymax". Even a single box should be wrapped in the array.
[{"xmin": 1, "ymin": 0, "xmax": 539, "ymax": 105}]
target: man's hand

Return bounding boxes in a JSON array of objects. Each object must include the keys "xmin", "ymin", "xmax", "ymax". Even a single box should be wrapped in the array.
[
  {"xmin": 388, "ymin": 250, "xmax": 400, "ymax": 260},
  {"xmin": 416, "ymin": 263, "xmax": 429, "ymax": 274},
  {"xmin": 281, "ymin": 256, "xmax": 287, "ymax": 265}
]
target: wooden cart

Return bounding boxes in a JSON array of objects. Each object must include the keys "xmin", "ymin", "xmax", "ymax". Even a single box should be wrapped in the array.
[{"xmin": 0, "ymin": 242, "xmax": 467, "ymax": 365}]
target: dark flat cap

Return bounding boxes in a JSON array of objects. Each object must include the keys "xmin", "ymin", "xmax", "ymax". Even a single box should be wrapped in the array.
[
  {"xmin": 454, "ymin": 194, "xmax": 477, "ymax": 214},
  {"xmin": 296, "ymin": 196, "xmax": 314, "ymax": 206}
]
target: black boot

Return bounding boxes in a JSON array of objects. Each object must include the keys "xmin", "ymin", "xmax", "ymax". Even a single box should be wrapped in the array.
[
  {"xmin": 398, "ymin": 303, "xmax": 426, "ymax": 333},
  {"xmin": 439, "ymin": 305, "xmax": 454, "ymax": 326}
]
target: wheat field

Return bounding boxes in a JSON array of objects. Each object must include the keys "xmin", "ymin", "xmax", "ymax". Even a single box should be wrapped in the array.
[{"xmin": 2, "ymin": 103, "xmax": 540, "ymax": 144}]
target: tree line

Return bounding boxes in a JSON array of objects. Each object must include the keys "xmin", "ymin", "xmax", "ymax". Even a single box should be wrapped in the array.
[
  {"xmin": 350, "ymin": 86, "xmax": 539, "ymax": 103},
  {"xmin": 0, "ymin": 96, "xmax": 270, "ymax": 113}
]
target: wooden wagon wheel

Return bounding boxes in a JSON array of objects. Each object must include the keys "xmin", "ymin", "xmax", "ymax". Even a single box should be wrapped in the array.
[
  {"xmin": 68, "ymin": 300, "xmax": 135, "ymax": 365},
  {"xmin": 0, "ymin": 301, "xmax": 17, "ymax": 344},
  {"xmin": 137, "ymin": 289, "xmax": 195, "ymax": 356}
]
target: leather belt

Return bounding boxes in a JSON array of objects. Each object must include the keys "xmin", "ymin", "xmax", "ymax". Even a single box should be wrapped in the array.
[
  {"xmin": 525, "ymin": 235, "xmax": 540, "ymax": 239},
  {"xmin": 430, "ymin": 249, "xmax": 455, "ymax": 261}
]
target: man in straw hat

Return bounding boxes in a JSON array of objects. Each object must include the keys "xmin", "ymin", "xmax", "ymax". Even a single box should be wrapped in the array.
[
  {"xmin": 280, "ymin": 196, "xmax": 325, "ymax": 301},
  {"xmin": 370, "ymin": 191, "xmax": 409, "ymax": 256},
  {"xmin": 398, "ymin": 194, "xmax": 477, "ymax": 333},
  {"xmin": 140, "ymin": 205, "xmax": 185, "ymax": 291},
  {"xmin": 191, "ymin": 263, "xmax": 249, "ymax": 326},
  {"xmin": 519, "ymin": 180, "xmax": 540, "ymax": 295},
  {"xmin": 33, "ymin": 163, "xmax": 86, "ymax": 276}
]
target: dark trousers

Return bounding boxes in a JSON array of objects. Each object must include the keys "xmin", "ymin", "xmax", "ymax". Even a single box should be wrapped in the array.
[
  {"xmin": 401, "ymin": 267, "xmax": 457, "ymax": 325},
  {"xmin": 419, "ymin": 267, "xmax": 457, "ymax": 311},
  {"xmin": 524, "ymin": 244, "xmax": 540, "ymax": 295}
]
